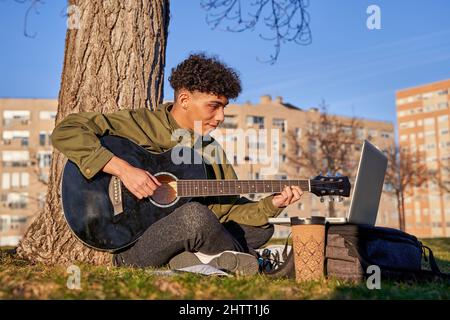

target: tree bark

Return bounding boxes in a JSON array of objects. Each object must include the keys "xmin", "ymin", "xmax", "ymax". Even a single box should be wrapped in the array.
[
  {"xmin": 16, "ymin": 0, "xmax": 170, "ymax": 265},
  {"xmin": 394, "ymin": 188, "xmax": 406, "ymax": 231},
  {"xmin": 328, "ymin": 200, "xmax": 336, "ymax": 218},
  {"xmin": 399, "ymin": 191, "xmax": 406, "ymax": 232}
]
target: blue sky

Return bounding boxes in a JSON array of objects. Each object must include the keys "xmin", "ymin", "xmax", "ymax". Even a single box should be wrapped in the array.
[{"xmin": 1, "ymin": 0, "xmax": 450, "ymax": 125}]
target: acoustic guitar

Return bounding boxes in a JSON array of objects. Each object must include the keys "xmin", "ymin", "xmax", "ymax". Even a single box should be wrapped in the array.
[{"xmin": 61, "ymin": 135, "xmax": 351, "ymax": 251}]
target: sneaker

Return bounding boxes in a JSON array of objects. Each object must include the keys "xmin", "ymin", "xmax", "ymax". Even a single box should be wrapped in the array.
[{"xmin": 169, "ymin": 250, "xmax": 259, "ymax": 276}]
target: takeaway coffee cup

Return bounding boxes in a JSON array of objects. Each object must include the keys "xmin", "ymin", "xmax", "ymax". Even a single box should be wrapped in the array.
[{"xmin": 291, "ymin": 216, "xmax": 326, "ymax": 282}]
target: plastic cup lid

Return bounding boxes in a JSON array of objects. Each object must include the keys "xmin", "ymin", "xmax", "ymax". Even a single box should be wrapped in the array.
[{"xmin": 290, "ymin": 216, "xmax": 326, "ymax": 225}]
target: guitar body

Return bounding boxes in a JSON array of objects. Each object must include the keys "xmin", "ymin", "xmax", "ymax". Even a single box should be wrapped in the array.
[{"xmin": 61, "ymin": 135, "xmax": 207, "ymax": 252}]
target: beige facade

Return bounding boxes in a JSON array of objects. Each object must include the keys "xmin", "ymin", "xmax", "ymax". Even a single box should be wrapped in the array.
[
  {"xmin": 214, "ymin": 95, "xmax": 398, "ymax": 238},
  {"xmin": 0, "ymin": 99, "xmax": 56, "ymax": 246},
  {"xmin": 396, "ymin": 79, "xmax": 450, "ymax": 238}
]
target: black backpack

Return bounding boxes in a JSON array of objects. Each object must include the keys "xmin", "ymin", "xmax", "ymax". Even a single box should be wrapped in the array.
[{"xmin": 264, "ymin": 223, "xmax": 449, "ymax": 282}]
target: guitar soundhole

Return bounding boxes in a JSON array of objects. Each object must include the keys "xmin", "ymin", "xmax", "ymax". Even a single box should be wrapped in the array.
[{"xmin": 151, "ymin": 174, "xmax": 178, "ymax": 206}]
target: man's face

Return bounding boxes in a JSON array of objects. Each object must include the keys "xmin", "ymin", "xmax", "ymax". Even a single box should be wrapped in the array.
[{"xmin": 179, "ymin": 90, "xmax": 229, "ymax": 135}]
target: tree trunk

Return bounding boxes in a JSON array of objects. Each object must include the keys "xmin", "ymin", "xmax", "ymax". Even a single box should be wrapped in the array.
[
  {"xmin": 16, "ymin": 0, "xmax": 170, "ymax": 265},
  {"xmin": 328, "ymin": 199, "xmax": 336, "ymax": 217},
  {"xmin": 395, "ymin": 190, "xmax": 405, "ymax": 231},
  {"xmin": 399, "ymin": 191, "xmax": 406, "ymax": 231}
]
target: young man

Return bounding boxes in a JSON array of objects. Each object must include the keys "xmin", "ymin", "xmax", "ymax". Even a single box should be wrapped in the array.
[{"xmin": 51, "ymin": 53, "xmax": 303, "ymax": 275}]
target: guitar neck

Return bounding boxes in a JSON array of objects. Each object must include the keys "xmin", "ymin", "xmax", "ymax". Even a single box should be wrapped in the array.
[{"xmin": 176, "ymin": 179, "xmax": 311, "ymax": 197}]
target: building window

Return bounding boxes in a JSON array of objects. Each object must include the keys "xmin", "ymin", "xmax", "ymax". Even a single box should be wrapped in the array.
[
  {"xmin": 308, "ymin": 122, "xmax": 318, "ymax": 133},
  {"xmin": 272, "ymin": 118, "xmax": 287, "ymax": 133},
  {"xmin": 308, "ymin": 139, "xmax": 317, "ymax": 153},
  {"xmin": 2, "ymin": 130, "xmax": 30, "ymax": 146},
  {"xmin": 39, "ymin": 132, "xmax": 46, "ymax": 146},
  {"xmin": 9, "ymin": 216, "xmax": 27, "ymax": 230},
  {"xmin": 438, "ymin": 115, "xmax": 449, "ymax": 123},
  {"xmin": 356, "ymin": 128, "xmax": 364, "ymax": 139},
  {"xmin": 21, "ymin": 137, "xmax": 29, "ymax": 147},
  {"xmin": 2, "ymin": 151, "xmax": 29, "ymax": 167},
  {"xmin": 222, "ymin": 115, "xmax": 237, "ymax": 129},
  {"xmin": 11, "ymin": 173, "xmax": 20, "ymax": 188},
  {"xmin": 424, "ymin": 118, "xmax": 435, "ymax": 126},
  {"xmin": 6, "ymin": 192, "xmax": 28, "ymax": 209},
  {"xmin": 37, "ymin": 151, "xmax": 52, "ymax": 168},
  {"xmin": 2, "ymin": 173, "xmax": 10, "ymax": 190},
  {"xmin": 2, "ymin": 110, "xmax": 30, "ymax": 126},
  {"xmin": 424, "ymin": 105, "xmax": 436, "ymax": 112},
  {"xmin": 438, "ymin": 102, "xmax": 449, "ymax": 110},
  {"xmin": 21, "ymin": 173, "xmax": 29, "ymax": 187},
  {"xmin": 295, "ymin": 127, "xmax": 302, "ymax": 138},
  {"xmin": 246, "ymin": 116, "xmax": 264, "ymax": 128},
  {"xmin": 0, "ymin": 173, "xmax": 30, "ymax": 190},
  {"xmin": 39, "ymin": 111, "xmax": 57, "ymax": 120}
]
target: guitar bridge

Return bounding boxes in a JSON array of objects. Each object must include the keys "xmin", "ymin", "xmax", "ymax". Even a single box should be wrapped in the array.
[{"xmin": 108, "ymin": 175, "xmax": 123, "ymax": 217}]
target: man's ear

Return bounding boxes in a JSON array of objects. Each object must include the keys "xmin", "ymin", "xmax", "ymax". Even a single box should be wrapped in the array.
[{"xmin": 177, "ymin": 90, "xmax": 190, "ymax": 110}]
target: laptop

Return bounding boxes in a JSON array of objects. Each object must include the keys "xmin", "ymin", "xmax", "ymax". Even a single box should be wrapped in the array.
[{"xmin": 268, "ymin": 139, "xmax": 388, "ymax": 226}]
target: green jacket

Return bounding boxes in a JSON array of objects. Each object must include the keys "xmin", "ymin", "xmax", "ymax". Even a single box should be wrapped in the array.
[{"xmin": 51, "ymin": 103, "xmax": 283, "ymax": 227}]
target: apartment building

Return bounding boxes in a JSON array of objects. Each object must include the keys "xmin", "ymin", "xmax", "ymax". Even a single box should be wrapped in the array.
[
  {"xmin": 396, "ymin": 79, "xmax": 450, "ymax": 238},
  {"xmin": 0, "ymin": 99, "xmax": 57, "ymax": 246},
  {"xmin": 214, "ymin": 95, "xmax": 397, "ymax": 238}
]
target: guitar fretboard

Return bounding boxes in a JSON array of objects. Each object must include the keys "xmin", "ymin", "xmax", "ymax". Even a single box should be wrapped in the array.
[{"xmin": 176, "ymin": 180, "xmax": 310, "ymax": 197}]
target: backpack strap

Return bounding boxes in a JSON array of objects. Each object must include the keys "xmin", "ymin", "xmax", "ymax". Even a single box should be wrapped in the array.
[
  {"xmin": 422, "ymin": 245, "xmax": 442, "ymax": 275},
  {"xmin": 281, "ymin": 232, "xmax": 291, "ymax": 261}
]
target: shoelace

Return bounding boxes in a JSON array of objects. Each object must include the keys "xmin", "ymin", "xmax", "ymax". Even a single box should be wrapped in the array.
[
  {"xmin": 258, "ymin": 248, "xmax": 283, "ymax": 272},
  {"xmin": 258, "ymin": 233, "xmax": 292, "ymax": 273}
]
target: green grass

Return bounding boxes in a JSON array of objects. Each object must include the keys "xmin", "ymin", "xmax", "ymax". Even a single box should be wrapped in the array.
[{"xmin": 1, "ymin": 238, "xmax": 449, "ymax": 300}]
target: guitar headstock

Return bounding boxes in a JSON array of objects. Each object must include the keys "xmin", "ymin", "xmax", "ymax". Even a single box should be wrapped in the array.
[{"xmin": 310, "ymin": 175, "xmax": 351, "ymax": 199}]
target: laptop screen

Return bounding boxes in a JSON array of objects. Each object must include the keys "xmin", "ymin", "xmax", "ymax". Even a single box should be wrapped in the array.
[{"xmin": 347, "ymin": 140, "xmax": 388, "ymax": 226}]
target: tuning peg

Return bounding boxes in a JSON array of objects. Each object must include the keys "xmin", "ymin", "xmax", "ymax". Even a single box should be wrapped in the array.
[
  {"xmin": 326, "ymin": 170, "xmax": 332, "ymax": 177},
  {"xmin": 336, "ymin": 172, "xmax": 342, "ymax": 177},
  {"xmin": 320, "ymin": 197, "xmax": 325, "ymax": 203},
  {"xmin": 338, "ymin": 196, "xmax": 343, "ymax": 202},
  {"xmin": 328, "ymin": 196, "xmax": 335, "ymax": 202}
]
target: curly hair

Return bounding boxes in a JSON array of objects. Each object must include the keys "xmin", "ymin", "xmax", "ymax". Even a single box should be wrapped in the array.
[{"xmin": 169, "ymin": 53, "xmax": 242, "ymax": 100}]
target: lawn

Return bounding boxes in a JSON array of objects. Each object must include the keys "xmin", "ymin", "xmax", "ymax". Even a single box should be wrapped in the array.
[{"xmin": 0, "ymin": 238, "xmax": 449, "ymax": 300}]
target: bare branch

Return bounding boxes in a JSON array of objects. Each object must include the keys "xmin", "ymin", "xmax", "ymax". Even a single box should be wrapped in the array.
[
  {"xmin": 384, "ymin": 145, "xmax": 429, "ymax": 231},
  {"xmin": 286, "ymin": 100, "xmax": 363, "ymax": 217},
  {"xmin": 200, "ymin": 0, "xmax": 312, "ymax": 64}
]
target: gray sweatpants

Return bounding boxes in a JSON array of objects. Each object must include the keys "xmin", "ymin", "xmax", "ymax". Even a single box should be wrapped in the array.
[{"xmin": 113, "ymin": 202, "xmax": 274, "ymax": 268}]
